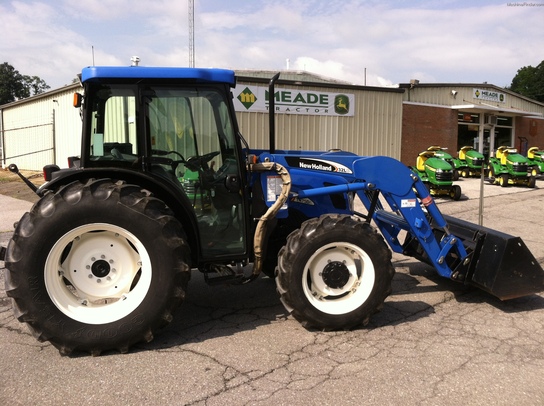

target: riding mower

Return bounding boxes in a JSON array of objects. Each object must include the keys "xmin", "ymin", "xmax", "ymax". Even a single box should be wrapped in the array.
[
  {"xmin": 527, "ymin": 146, "xmax": 544, "ymax": 176},
  {"xmin": 487, "ymin": 146, "xmax": 536, "ymax": 188},
  {"xmin": 412, "ymin": 150, "xmax": 462, "ymax": 200},
  {"xmin": 426, "ymin": 146, "xmax": 459, "ymax": 180},
  {"xmin": 454, "ymin": 146, "xmax": 485, "ymax": 178}
]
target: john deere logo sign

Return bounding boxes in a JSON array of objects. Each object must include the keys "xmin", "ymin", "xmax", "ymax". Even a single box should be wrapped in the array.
[
  {"xmin": 334, "ymin": 95, "xmax": 350, "ymax": 115},
  {"xmin": 233, "ymin": 85, "xmax": 355, "ymax": 117}
]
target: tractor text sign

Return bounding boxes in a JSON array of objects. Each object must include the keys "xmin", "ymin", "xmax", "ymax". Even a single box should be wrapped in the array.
[{"xmin": 234, "ymin": 85, "xmax": 355, "ymax": 116}]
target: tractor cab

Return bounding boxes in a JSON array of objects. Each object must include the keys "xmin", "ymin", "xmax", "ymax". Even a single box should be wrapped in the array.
[{"xmin": 75, "ymin": 67, "xmax": 249, "ymax": 261}]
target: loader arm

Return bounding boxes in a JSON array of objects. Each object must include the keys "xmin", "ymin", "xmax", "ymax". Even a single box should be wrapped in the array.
[
  {"xmin": 295, "ymin": 156, "xmax": 469, "ymax": 279},
  {"xmin": 294, "ymin": 155, "xmax": 543, "ymax": 300}
]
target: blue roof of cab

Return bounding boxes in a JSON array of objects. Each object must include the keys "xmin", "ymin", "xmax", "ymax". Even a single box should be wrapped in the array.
[{"xmin": 81, "ymin": 66, "xmax": 236, "ymax": 86}]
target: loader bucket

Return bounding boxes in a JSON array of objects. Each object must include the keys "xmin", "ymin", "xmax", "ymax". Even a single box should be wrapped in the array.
[{"xmin": 443, "ymin": 215, "xmax": 544, "ymax": 300}]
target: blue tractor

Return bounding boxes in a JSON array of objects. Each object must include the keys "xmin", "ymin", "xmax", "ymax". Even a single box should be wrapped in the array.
[{"xmin": 2, "ymin": 66, "xmax": 543, "ymax": 355}]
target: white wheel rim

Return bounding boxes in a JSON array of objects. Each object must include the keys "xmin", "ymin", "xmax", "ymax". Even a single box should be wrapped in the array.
[
  {"xmin": 44, "ymin": 223, "xmax": 152, "ymax": 324},
  {"xmin": 302, "ymin": 242, "xmax": 375, "ymax": 315}
]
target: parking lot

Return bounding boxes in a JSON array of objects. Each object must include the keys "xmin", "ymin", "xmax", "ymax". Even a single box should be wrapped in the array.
[{"xmin": 1, "ymin": 176, "xmax": 544, "ymax": 406}]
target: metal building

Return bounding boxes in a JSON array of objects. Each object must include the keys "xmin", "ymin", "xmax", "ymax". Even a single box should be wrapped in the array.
[
  {"xmin": 1, "ymin": 70, "xmax": 404, "ymax": 171},
  {"xmin": 0, "ymin": 83, "xmax": 81, "ymax": 170},
  {"xmin": 399, "ymin": 82, "xmax": 544, "ymax": 166},
  {"xmin": 234, "ymin": 72, "xmax": 403, "ymax": 158}
]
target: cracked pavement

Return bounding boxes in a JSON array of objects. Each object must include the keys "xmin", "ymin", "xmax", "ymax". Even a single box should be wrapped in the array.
[{"xmin": 1, "ymin": 178, "xmax": 544, "ymax": 405}]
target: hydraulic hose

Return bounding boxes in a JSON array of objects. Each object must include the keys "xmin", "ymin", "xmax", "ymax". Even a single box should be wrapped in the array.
[{"xmin": 242, "ymin": 161, "xmax": 291, "ymax": 283}]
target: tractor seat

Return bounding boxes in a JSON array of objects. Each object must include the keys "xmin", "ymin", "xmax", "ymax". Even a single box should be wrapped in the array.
[
  {"xmin": 500, "ymin": 152, "xmax": 508, "ymax": 165},
  {"xmin": 458, "ymin": 146, "xmax": 472, "ymax": 161},
  {"xmin": 416, "ymin": 155, "xmax": 427, "ymax": 171},
  {"xmin": 528, "ymin": 147, "xmax": 539, "ymax": 159}
]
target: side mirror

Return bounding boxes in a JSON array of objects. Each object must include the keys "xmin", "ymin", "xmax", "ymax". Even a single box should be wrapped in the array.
[{"xmin": 73, "ymin": 92, "xmax": 83, "ymax": 108}]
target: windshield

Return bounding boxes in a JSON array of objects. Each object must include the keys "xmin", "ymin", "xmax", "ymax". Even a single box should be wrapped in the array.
[{"xmin": 145, "ymin": 87, "xmax": 236, "ymax": 173}]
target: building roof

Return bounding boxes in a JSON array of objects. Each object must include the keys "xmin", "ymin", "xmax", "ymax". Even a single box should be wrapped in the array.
[
  {"xmin": 234, "ymin": 69, "xmax": 352, "ymax": 85},
  {"xmin": 398, "ymin": 81, "xmax": 544, "ymax": 108}
]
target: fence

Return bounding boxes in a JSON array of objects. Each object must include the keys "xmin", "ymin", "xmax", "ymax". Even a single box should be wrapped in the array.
[{"xmin": 1, "ymin": 114, "xmax": 55, "ymax": 170}]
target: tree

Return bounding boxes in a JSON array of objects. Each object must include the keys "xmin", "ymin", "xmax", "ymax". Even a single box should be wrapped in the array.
[
  {"xmin": 22, "ymin": 75, "xmax": 50, "ymax": 98},
  {"xmin": 0, "ymin": 62, "xmax": 50, "ymax": 105},
  {"xmin": 509, "ymin": 61, "xmax": 544, "ymax": 102}
]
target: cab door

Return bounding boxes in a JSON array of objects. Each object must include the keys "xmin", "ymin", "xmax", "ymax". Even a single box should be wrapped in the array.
[{"xmin": 145, "ymin": 86, "xmax": 247, "ymax": 259}]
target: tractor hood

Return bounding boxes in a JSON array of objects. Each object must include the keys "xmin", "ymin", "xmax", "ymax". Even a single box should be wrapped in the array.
[{"xmin": 425, "ymin": 157, "xmax": 453, "ymax": 171}]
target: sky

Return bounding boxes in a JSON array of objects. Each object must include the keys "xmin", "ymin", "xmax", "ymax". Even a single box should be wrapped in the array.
[{"xmin": 1, "ymin": 0, "xmax": 543, "ymax": 91}]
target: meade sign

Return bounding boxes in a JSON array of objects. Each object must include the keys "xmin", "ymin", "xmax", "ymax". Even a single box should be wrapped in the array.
[{"xmin": 234, "ymin": 84, "xmax": 355, "ymax": 117}]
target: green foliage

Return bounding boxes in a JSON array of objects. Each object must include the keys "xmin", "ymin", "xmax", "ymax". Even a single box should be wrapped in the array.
[
  {"xmin": 0, "ymin": 62, "xmax": 50, "ymax": 105},
  {"xmin": 509, "ymin": 61, "xmax": 544, "ymax": 102}
]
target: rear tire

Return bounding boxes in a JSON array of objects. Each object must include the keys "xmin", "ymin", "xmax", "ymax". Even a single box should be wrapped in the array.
[
  {"xmin": 276, "ymin": 214, "xmax": 394, "ymax": 330},
  {"xmin": 5, "ymin": 179, "xmax": 190, "ymax": 355}
]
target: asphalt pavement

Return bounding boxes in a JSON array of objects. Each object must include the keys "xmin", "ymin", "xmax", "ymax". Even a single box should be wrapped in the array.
[{"xmin": 1, "ymin": 177, "xmax": 544, "ymax": 406}]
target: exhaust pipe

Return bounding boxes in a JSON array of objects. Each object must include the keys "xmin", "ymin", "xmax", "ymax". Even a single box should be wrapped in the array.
[{"xmin": 268, "ymin": 72, "xmax": 280, "ymax": 154}]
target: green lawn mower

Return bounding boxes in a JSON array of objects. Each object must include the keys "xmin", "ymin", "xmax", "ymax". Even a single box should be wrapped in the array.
[
  {"xmin": 454, "ymin": 146, "xmax": 485, "ymax": 178},
  {"xmin": 527, "ymin": 146, "xmax": 544, "ymax": 176},
  {"xmin": 412, "ymin": 150, "xmax": 462, "ymax": 200},
  {"xmin": 426, "ymin": 146, "xmax": 459, "ymax": 180},
  {"xmin": 487, "ymin": 146, "xmax": 536, "ymax": 188}
]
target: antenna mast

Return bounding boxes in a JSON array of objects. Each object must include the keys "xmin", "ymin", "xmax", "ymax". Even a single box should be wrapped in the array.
[{"xmin": 188, "ymin": 0, "xmax": 195, "ymax": 67}]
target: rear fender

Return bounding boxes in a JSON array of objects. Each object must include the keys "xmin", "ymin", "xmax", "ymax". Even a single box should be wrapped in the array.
[{"xmin": 36, "ymin": 168, "xmax": 202, "ymax": 263}]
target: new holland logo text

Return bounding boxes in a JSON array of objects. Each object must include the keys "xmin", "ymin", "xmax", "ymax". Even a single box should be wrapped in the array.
[
  {"xmin": 299, "ymin": 161, "xmax": 334, "ymax": 171},
  {"xmin": 285, "ymin": 157, "xmax": 353, "ymax": 174}
]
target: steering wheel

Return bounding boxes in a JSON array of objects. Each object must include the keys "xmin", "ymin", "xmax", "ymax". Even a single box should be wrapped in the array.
[{"xmin": 185, "ymin": 151, "xmax": 220, "ymax": 171}]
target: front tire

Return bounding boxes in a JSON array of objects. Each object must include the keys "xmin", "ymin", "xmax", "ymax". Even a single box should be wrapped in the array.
[
  {"xmin": 5, "ymin": 179, "xmax": 190, "ymax": 355},
  {"xmin": 449, "ymin": 185, "xmax": 462, "ymax": 200},
  {"xmin": 499, "ymin": 173, "xmax": 509, "ymax": 187},
  {"xmin": 276, "ymin": 215, "xmax": 394, "ymax": 330}
]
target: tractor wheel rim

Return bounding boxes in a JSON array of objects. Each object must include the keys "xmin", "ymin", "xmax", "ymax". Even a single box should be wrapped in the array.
[
  {"xmin": 44, "ymin": 223, "xmax": 152, "ymax": 324},
  {"xmin": 302, "ymin": 242, "xmax": 375, "ymax": 315}
]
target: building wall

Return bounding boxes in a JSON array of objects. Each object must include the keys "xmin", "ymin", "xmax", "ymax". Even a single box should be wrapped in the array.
[
  {"xmin": 2, "ymin": 78, "xmax": 404, "ymax": 171},
  {"xmin": 403, "ymin": 85, "xmax": 544, "ymax": 116},
  {"xmin": 236, "ymin": 80, "xmax": 404, "ymax": 160},
  {"xmin": 401, "ymin": 103, "xmax": 458, "ymax": 166},
  {"xmin": 1, "ymin": 84, "xmax": 81, "ymax": 170},
  {"xmin": 516, "ymin": 116, "xmax": 544, "ymax": 149},
  {"xmin": 3, "ymin": 76, "xmax": 543, "ymax": 173}
]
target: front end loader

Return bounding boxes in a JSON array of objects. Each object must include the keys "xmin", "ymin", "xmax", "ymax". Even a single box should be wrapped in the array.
[{"xmin": 1, "ymin": 66, "xmax": 542, "ymax": 356}]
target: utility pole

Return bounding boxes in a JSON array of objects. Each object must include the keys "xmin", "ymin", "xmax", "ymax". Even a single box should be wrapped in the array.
[{"xmin": 188, "ymin": 0, "xmax": 195, "ymax": 67}]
